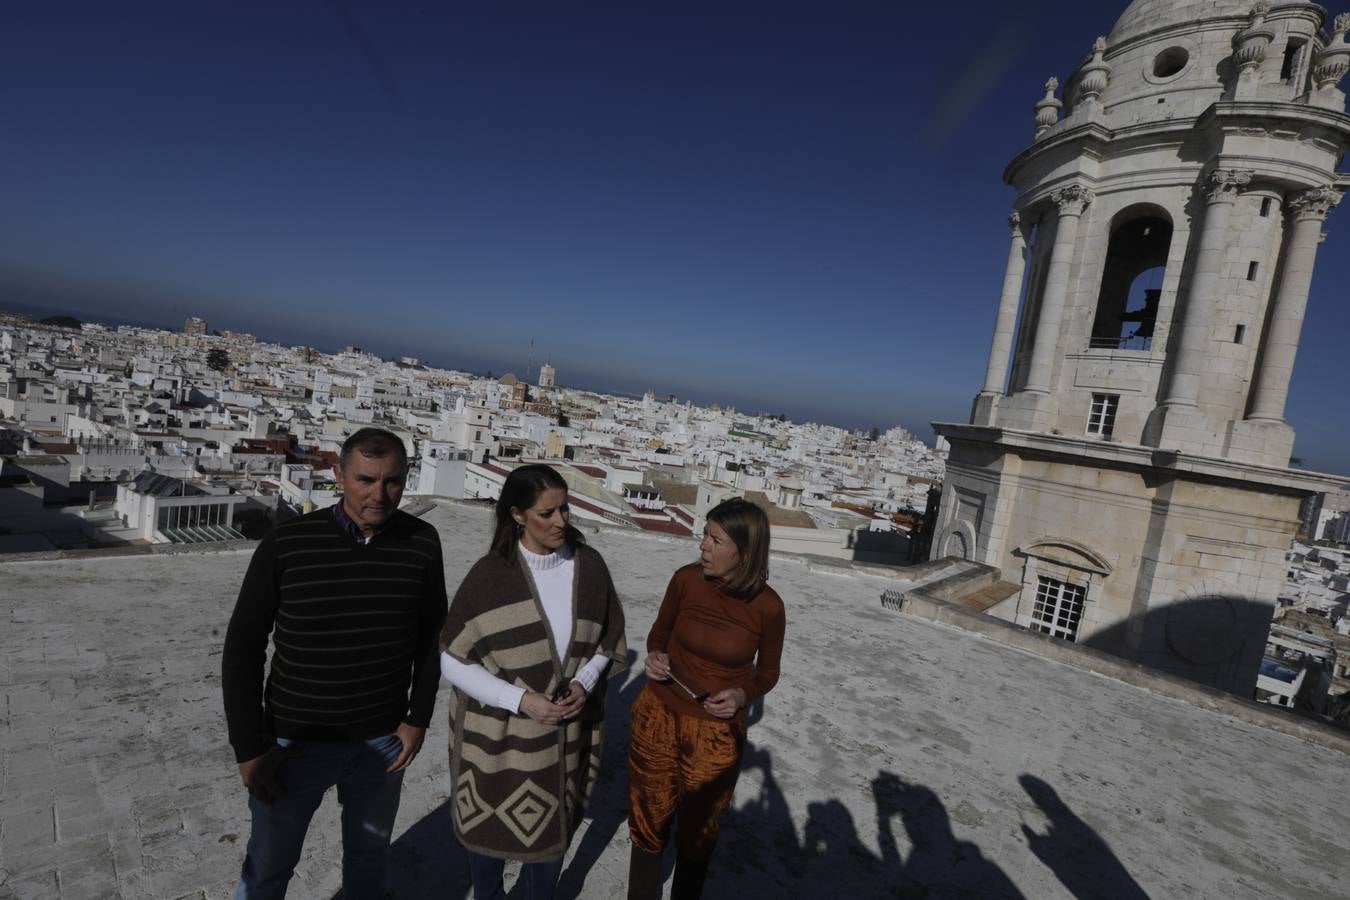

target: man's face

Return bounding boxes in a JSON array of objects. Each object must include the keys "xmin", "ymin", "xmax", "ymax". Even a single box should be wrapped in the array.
[{"xmin": 336, "ymin": 448, "xmax": 405, "ymax": 536}]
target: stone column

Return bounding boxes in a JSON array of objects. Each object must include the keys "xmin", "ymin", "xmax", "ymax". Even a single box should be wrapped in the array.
[
  {"xmin": 1024, "ymin": 185, "xmax": 1091, "ymax": 394},
  {"xmin": 1248, "ymin": 186, "xmax": 1341, "ymax": 423},
  {"xmin": 980, "ymin": 212, "xmax": 1029, "ymax": 396},
  {"xmin": 1160, "ymin": 169, "xmax": 1252, "ymax": 409}
]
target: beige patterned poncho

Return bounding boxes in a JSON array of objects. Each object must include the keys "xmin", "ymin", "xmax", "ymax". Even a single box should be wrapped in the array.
[{"xmin": 440, "ymin": 543, "xmax": 627, "ymax": 861}]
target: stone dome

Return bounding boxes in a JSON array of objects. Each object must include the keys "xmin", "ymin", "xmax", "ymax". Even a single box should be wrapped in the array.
[{"xmin": 1108, "ymin": 0, "xmax": 1261, "ymax": 44}]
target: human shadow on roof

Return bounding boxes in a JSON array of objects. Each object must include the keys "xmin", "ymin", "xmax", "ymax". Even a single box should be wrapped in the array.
[
  {"xmin": 1018, "ymin": 774, "xmax": 1150, "ymax": 899},
  {"xmin": 364, "ymin": 652, "xmax": 645, "ymax": 900},
  {"xmin": 362, "ymin": 656, "xmax": 642, "ymax": 900},
  {"xmin": 715, "ymin": 755, "xmax": 1026, "ymax": 898},
  {"xmin": 376, "ymin": 799, "xmax": 472, "ymax": 899},
  {"xmin": 556, "ymin": 649, "xmax": 646, "ymax": 899},
  {"xmin": 561, "ymin": 669, "xmax": 767, "ymax": 898}
]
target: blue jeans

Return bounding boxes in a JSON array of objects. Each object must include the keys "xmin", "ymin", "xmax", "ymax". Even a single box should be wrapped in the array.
[
  {"xmin": 234, "ymin": 734, "xmax": 404, "ymax": 900},
  {"xmin": 468, "ymin": 851, "xmax": 564, "ymax": 900}
]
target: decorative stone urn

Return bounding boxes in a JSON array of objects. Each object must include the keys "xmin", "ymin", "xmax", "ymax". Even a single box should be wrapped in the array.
[
  {"xmin": 1312, "ymin": 12, "xmax": 1350, "ymax": 91},
  {"xmin": 1034, "ymin": 77, "xmax": 1062, "ymax": 137},
  {"xmin": 1075, "ymin": 37, "xmax": 1113, "ymax": 107},
  {"xmin": 1233, "ymin": 2, "xmax": 1275, "ymax": 78}
]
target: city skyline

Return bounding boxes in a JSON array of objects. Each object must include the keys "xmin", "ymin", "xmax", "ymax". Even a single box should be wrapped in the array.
[
  {"xmin": 1, "ymin": 2, "xmax": 1347, "ymax": 471},
  {"xmin": 0, "ymin": 299, "xmax": 910, "ymax": 433}
]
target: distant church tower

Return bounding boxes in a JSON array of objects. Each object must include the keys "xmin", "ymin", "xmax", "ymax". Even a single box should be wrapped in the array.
[{"xmin": 933, "ymin": 1, "xmax": 1350, "ymax": 696}]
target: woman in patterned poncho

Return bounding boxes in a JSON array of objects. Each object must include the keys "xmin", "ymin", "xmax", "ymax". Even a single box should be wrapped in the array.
[{"xmin": 440, "ymin": 464, "xmax": 627, "ymax": 900}]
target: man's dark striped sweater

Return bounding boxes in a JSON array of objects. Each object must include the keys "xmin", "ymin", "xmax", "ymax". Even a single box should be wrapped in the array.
[{"xmin": 222, "ymin": 506, "xmax": 448, "ymax": 763}]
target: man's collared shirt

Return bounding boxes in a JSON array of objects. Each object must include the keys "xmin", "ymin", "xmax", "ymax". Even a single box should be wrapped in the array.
[{"xmin": 332, "ymin": 496, "xmax": 384, "ymax": 544}]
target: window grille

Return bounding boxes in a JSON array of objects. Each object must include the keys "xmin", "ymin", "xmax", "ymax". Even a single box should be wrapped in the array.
[
  {"xmin": 1031, "ymin": 576, "xmax": 1086, "ymax": 641},
  {"xmin": 1087, "ymin": 393, "xmax": 1119, "ymax": 438}
]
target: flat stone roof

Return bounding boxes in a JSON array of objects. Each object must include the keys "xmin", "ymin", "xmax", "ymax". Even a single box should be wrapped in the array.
[
  {"xmin": 8, "ymin": 455, "xmax": 67, "ymax": 466},
  {"xmin": 1, "ymin": 500, "xmax": 1347, "ymax": 899}
]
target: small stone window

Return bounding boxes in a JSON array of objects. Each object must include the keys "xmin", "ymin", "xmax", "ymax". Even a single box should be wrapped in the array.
[
  {"xmin": 1031, "ymin": 576, "xmax": 1086, "ymax": 641},
  {"xmin": 1247, "ymin": 261, "xmax": 1260, "ymax": 281},
  {"xmin": 1234, "ymin": 324, "xmax": 1246, "ymax": 344},
  {"xmin": 1281, "ymin": 40, "xmax": 1305, "ymax": 83},
  {"xmin": 1153, "ymin": 47, "xmax": 1189, "ymax": 79},
  {"xmin": 1087, "ymin": 393, "xmax": 1119, "ymax": 439},
  {"xmin": 1261, "ymin": 197, "xmax": 1274, "ymax": 217}
]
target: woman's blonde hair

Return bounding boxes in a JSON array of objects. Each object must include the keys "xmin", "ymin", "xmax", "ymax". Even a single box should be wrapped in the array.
[{"xmin": 705, "ymin": 497, "xmax": 770, "ymax": 598}]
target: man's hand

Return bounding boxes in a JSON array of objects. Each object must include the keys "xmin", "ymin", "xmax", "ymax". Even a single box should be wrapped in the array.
[
  {"xmin": 238, "ymin": 745, "xmax": 298, "ymax": 804},
  {"xmin": 703, "ymin": 687, "xmax": 746, "ymax": 719},
  {"xmin": 386, "ymin": 722, "xmax": 426, "ymax": 773},
  {"xmin": 238, "ymin": 754, "xmax": 266, "ymax": 791},
  {"xmin": 644, "ymin": 651, "xmax": 671, "ymax": 681}
]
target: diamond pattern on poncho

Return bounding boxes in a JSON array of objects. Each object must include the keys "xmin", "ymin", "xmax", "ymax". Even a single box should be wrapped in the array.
[
  {"xmin": 455, "ymin": 769, "xmax": 493, "ymax": 832},
  {"xmin": 496, "ymin": 777, "xmax": 559, "ymax": 847}
]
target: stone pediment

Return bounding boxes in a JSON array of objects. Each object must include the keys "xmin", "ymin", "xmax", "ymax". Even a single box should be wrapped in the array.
[{"xmin": 1017, "ymin": 536, "xmax": 1114, "ymax": 576}]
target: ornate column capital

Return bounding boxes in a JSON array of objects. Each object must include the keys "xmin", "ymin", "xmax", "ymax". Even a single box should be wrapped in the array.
[
  {"xmin": 1287, "ymin": 186, "xmax": 1343, "ymax": 221},
  {"xmin": 1205, "ymin": 168, "xmax": 1254, "ymax": 203},
  {"xmin": 1009, "ymin": 211, "xmax": 1023, "ymax": 235},
  {"xmin": 1050, "ymin": 184, "xmax": 1093, "ymax": 216}
]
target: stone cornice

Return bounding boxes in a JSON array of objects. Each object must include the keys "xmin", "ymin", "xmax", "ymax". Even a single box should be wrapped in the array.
[
  {"xmin": 1003, "ymin": 120, "xmax": 1115, "ymax": 184},
  {"xmin": 1018, "ymin": 536, "xmax": 1114, "ymax": 575},
  {"xmin": 1005, "ymin": 101, "xmax": 1350, "ymax": 190},
  {"xmin": 931, "ymin": 422, "xmax": 1348, "ymax": 495},
  {"xmin": 1202, "ymin": 100, "xmax": 1350, "ymax": 139}
]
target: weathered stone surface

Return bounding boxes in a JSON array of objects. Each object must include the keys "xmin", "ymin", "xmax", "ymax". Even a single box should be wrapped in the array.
[{"xmin": 0, "ymin": 501, "xmax": 1346, "ymax": 898}]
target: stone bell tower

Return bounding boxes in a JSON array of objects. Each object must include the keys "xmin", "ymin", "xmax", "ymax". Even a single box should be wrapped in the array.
[{"xmin": 932, "ymin": 1, "xmax": 1350, "ymax": 696}]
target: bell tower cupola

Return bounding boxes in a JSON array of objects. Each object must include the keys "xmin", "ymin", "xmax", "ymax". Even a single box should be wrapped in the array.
[{"xmin": 932, "ymin": 0, "xmax": 1350, "ymax": 697}]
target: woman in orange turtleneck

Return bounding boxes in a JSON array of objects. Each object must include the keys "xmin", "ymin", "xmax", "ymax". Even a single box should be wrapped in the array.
[{"xmin": 626, "ymin": 497, "xmax": 787, "ymax": 900}]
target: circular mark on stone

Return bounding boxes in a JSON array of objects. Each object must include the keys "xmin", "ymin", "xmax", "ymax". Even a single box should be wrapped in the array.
[{"xmin": 1165, "ymin": 595, "xmax": 1244, "ymax": 664}]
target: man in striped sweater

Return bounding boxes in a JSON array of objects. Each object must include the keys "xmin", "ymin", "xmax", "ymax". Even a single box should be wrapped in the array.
[{"xmin": 222, "ymin": 427, "xmax": 448, "ymax": 899}]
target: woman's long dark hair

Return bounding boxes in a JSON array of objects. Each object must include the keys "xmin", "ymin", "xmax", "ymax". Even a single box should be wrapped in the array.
[{"xmin": 490, "ymin": 463, "xmax": 587, "ymax": 558}]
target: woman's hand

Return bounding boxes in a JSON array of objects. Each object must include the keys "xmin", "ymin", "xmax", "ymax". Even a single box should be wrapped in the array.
[
  {"xmin": 519, "ymin": 691, "xmax": 567, "ymax": 725},
  {"xmin": 554, "ymin": 681, "xmax": 587, "ymax": 720},
  {"xmin": 703, "ymin": 687, "xmax": 746, "ymax": 719},
  {"xmin": 644, "ymin": 651, "xmax": 671, "ymax": 681}
]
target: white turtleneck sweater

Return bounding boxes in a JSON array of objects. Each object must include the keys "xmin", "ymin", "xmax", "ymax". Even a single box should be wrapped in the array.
[{"xmin": 440, "ymin": 542, "xmax": 610, "ymax": 713}]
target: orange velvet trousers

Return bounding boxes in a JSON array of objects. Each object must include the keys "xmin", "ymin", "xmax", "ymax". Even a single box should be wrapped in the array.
[{"xmin": 627, "ymin": 685, "xmax": 746, "ymax": 860}]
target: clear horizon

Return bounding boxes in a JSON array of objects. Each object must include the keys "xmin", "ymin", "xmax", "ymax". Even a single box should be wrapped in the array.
[
  {"xmin": 1, "ymin": 2, "xmax": 1346, "ymax": 472},
  {"xmin": 1, "ymin": 300, "xmax": 918, "ymax": 437}
]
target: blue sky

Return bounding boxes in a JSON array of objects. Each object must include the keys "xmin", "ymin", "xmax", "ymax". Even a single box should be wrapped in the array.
[{"xmin": 0, "ymin": 2, "xmax": 1346, "ymax": 470}]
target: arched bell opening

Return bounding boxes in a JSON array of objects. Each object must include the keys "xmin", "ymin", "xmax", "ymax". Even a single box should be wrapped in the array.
[{"xmin": 1090, "ymin": 210, "xmax": 1173, "ymax": 351}]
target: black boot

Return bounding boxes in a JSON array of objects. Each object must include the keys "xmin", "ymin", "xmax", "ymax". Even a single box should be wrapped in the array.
[
  {"xmin": 627, "ymin": 844, "xmax": 663, "ymax": 900},
  {"xmin": 671, "ymin": 854, "xmax": 711, "ymax": 900}
]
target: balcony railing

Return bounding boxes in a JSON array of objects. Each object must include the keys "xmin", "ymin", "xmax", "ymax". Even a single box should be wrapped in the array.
[{"xmin": 1088, "ymin": 334, "xmax": 1152, "ymax": 352}]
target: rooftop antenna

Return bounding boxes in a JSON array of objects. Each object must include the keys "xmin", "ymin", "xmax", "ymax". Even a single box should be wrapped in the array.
[{"xmin": 527, "ymin": 337, "xmax": 534, "ymax": 381}]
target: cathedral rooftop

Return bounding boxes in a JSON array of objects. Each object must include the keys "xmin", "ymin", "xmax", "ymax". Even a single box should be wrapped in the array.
[
  {"xmin": 1109, "ymin": 0, "xmax": 1279, "ymax": 44},
  {"xmin": 1, "ymin": 500, "xmax": 1347, "ymax": 898}
]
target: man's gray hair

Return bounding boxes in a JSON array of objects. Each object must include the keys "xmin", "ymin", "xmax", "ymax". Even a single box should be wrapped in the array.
[{"xmin": 339, "ymin": 427, "xmax": 408, "ymax": 473}]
